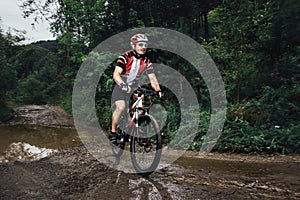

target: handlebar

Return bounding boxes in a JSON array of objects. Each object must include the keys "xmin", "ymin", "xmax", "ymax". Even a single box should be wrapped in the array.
[
  {"xmin": 135, "ymin": 87, "xmax": 159, "ymax": 97},
  {"xmin": 132, "ymin": 87, "xmax": 164, "ymax": 110}
]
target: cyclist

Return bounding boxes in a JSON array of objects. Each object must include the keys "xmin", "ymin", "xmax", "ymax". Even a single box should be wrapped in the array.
[{"xmin": 109, "ymin": 33, "xmax": 162, "ymax": 145}]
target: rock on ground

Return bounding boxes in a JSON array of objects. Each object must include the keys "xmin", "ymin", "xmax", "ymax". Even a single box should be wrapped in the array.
[{"xmin": 1, "ymin": 105, "xmax": 74, "ymax": 128}]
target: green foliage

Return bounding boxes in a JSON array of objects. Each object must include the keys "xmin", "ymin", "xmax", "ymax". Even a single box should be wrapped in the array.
[
  {"xmin": 0, "ymin": 103, "xmax": 13, "ymax": 122},
  {"xmin": 194, "ymin": 0, "xmax": 300, "ymax": 154},
  {"xmin": 0, "ymin": 27, "xmax": 17, "ymax": 103},
  {"xmin": 13, "ymin": 44, "xmax": 63, "ymax": 104},
  {"xmin": 72, "ymin": 51, "xmax": 117, "ymax": 126},
  {"xmin": 205, "ymin": 1, "xmax": 274, "ymax": 102},
  {"xmin": 59, "ymin": 94, "xmax": 73, "ymax": 115},
  {"xmin": 160, "ymin": 97, "xmax": 181, "ymax": 145},
  {"xmin": 128, "ymin": 8, "xmax": 145, "ymax": 28},
  {"xmin": 215, "ymin": 116, "xmax": 300, "ymax": 154},
  {"xmin": 0, "ymin": 61, "xmax": 17, "ymax": 102},
  {"xmin": 0, "ymin": 0, "xmax": 298, "ymax": 154},
  {"xmin": 188, "ymin": 110, "xmax": 211, "ymax": 151},
  {"xmin": 16, "ymin": 75, "xmax": 48, "ymax": 104},
  {"xmin": 0, "ymin": 21, "xmax": 19, "ymax": 120}
]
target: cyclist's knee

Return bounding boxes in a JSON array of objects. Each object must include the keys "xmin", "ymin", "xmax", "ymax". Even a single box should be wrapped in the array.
[
  {"xmin": 115, "ymin": 100, "xmax": 126, "ymax": 113},
  {"xmin": 115, "ymin": 106, "xmax": 125, "ymax": 114}
]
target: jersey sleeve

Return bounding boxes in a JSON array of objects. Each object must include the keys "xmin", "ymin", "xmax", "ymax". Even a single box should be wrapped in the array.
[
  {"xmin": 145, "ymin": 58, "xmax": 154, "ymax": 74},
  {"xmin": 116, "ymin": 53, "xmax": 128, "ymax": 71}
]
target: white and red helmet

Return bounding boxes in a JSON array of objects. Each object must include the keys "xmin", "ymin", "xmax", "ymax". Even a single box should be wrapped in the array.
[{"xmin": 130, "ymin": 34, "xmax": 148, "ymax": 47}]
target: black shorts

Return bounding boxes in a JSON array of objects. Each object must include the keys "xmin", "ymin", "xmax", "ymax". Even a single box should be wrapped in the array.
[{"xmin": 111, "ymin": 85, "xmax": 131, "ymax": 103}]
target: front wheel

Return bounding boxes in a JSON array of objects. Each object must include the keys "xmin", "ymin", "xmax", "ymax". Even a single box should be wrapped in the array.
[{"xmin": 130, "ymin": 115, "xmax": 162, "ymax": 176}]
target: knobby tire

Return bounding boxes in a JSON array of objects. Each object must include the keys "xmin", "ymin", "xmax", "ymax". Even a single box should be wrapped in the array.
[{"xmin": 130, "ymin": 115, "xmax": 162, "ymax": 176}]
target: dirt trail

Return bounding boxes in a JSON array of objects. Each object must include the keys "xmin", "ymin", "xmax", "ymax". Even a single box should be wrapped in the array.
[
  {"xmin": 1, "ymin": 105, "xmax": 74, "ymax": 128},
  {"xmin": 1, "ymin": 105, "xmax": 299, "ymax": 199},
  {"xmin": 0, "ymin": 145, "xmax": 299, "ymax": 199}
]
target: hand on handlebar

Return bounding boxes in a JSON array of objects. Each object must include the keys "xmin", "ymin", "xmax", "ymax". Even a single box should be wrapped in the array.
[
  {"xmin": 157, "ymin": 90, "xmax": 163, "ymax": 98},
  {"xmin": 120, "ymin": 83, "xmax": 131, "ymax": 93},
  {"xmin": 134, "ymin": 86, "xmax": 163, "ymax": 98}
]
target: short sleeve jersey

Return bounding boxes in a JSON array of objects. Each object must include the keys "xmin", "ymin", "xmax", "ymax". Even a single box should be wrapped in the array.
[{"xmin": 116, "ymin": 50, "xmax": 154, "ymax": 85}]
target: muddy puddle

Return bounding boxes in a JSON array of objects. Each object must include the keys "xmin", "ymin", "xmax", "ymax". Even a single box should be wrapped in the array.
[
  {"xmin": 175, "ymin": 155, "xmax": 300, "ymax": 177},
  {"xmin": 0, "ymin": 125, "xmax": 81, "ymax": 162},
  {"xmin": 0, "ymin": 125, "xmax": 299, "ymax": 199}
]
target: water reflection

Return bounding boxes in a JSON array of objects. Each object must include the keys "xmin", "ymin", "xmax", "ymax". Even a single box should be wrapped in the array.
[
  {"xmin": 0, "ymin": 125, "xmax": 81, "ymax": 162},
  {"xmin": 0, "ymin": 142, "xmax": 57, "ymax": 162}
]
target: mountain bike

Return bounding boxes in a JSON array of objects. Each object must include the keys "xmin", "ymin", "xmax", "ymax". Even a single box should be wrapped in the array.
[{"xmin": 111, "ymin": 86, "xmax": 162, "ymax": 176}]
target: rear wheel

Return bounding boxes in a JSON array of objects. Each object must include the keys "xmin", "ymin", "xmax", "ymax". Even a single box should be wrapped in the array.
[{"xmin": 130, "ymin": 115, "xmax": 162, "ymax": 176}]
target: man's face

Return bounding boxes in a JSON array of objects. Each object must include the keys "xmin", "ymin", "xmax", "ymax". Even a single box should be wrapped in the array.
[{"xmin": 135, "ymin": 42, "xmax": 148, "ymax": 55}]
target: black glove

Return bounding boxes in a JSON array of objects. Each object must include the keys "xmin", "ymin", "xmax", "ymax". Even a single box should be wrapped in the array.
[{"xmin": 119, "ymin": 83, "xmax": 131, "ymax": 93}]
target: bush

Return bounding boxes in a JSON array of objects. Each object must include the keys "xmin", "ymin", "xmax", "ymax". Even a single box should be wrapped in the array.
[
  {"xmin": 213, "ymin": 101, "xmax": 300, "ymax": 154},
  {"xmin": 0, "ymin": 103, "xmax": 13, "ymax": 122}
]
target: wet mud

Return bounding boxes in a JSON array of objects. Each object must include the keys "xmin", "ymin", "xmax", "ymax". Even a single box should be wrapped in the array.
[
  {"xmin": 0, "ymin": 145, "xmax": 299, "ymax": 200},
  {"xmin": 1, "ymin": 105, "xmax": 299, "ymax": 199},
  {"xmin": 0, "ymin": 105, "xmax": 74, "ymax": 128}
]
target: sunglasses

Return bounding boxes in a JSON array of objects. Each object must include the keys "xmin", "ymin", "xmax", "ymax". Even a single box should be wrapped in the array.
[{"xmin": 137, "ymin": 43, "xmax": 148, "ymax": 48}]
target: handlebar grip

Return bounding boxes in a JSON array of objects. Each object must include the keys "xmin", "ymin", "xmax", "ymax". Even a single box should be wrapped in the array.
[{"xmin": 135, "ymin": 88, "xmax": 155, "ymax": 95}]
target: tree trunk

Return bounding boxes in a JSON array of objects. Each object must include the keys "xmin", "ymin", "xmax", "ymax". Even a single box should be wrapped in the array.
[{"xmin": 203, "ymin": 12, "xmax": 209, "ymax": 40}]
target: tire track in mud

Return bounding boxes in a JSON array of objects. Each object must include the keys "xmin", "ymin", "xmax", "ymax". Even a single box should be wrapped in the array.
[{"xmin": 0, "ymin": 145, "xmax": 299, "ymax": 199}]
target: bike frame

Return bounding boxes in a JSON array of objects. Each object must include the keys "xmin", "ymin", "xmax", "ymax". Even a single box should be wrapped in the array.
[
  {"xmin": 122, "ymin": 89, "xmax": 153, "ymax": 137},
  {"xmin": 112, "ymin": 87, "xmax": 162, "ymax": 175},
  {"xmin": 128, "ymin": 95, "xmax": 146, "ymax": 136}
]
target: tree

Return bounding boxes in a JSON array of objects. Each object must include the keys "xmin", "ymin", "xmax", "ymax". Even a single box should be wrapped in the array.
[
  {"xmin": 12, "ymin": 0, "xmax": 300, "ymax": 153},
  {"xmin": 13, "ymin": 43, "xmax": 63, "ymax": 104},
  {"xmin": 0, "ymin": 21, "xmax": 19, "ymax": 120},
  {"xmin": 205, "ymin": 1, "xmax": 275, "ymax": 102},
  {"xmin": 0, "ymin": 22, "xmax": 17, "ymax": 103}
]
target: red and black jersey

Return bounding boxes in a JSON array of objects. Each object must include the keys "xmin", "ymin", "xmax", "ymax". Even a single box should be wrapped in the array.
[{"xmin": 116, "ymin": 50, "xmax": 154, "ymax": 85}]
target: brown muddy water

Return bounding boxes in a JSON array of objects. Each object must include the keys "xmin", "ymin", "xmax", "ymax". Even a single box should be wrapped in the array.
[
  {"xmin": 0, "ymin": 125, "xmax": 81, "ymax": 162},
  {"xmin": 1, "ymin": 124, "xmax": 299, "ymax": 178},
  {"xmin": 0, "ymin": 125, "xmax": 300, "ymax": 199}
]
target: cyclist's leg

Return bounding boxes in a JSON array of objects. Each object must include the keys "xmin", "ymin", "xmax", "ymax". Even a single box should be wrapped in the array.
[
  {"xmin": 110, "ymin": 85, "xmax": 127, "ymax": 144},
  {"xmin": 111, "ymin": 100, "xmax": 126, "ymax": 132},
  {"xmin": 110, "ymin": 100, "xmax": 126, "ymax": 145}
]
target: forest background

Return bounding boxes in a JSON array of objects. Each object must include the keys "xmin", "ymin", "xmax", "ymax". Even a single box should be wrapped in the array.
[{"xmin": 0, "ymin": 0, "xmax": 299, "ymax": 154}]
